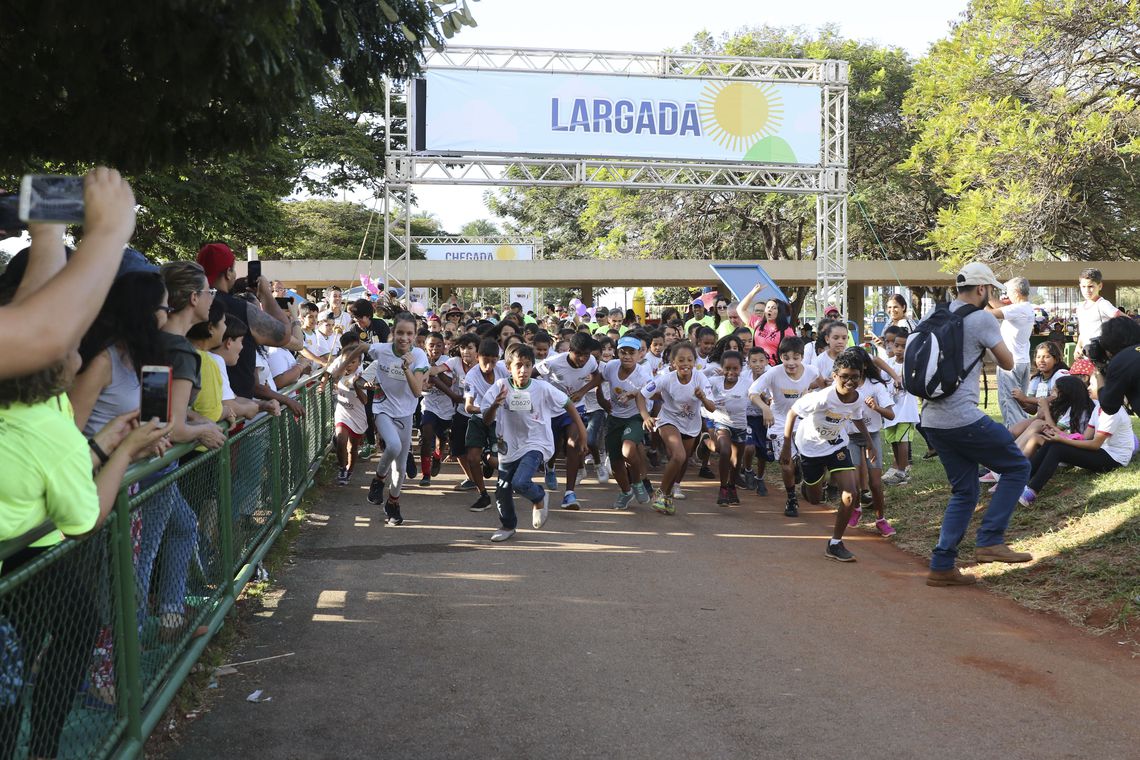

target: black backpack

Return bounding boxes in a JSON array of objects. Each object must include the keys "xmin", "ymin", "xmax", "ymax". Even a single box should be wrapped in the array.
[{"xmin": 902, "ymin": 302, "xmax": 983, "ymax": 400}]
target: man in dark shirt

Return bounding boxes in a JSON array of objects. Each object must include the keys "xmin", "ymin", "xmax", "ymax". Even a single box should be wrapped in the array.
[
  {"xmin": 346, "ymin": 298, "xmax": 390, "ymax": 348},
  {"xmin": 1095, "ymin": 316, "xmax": 1140, "ymax": 417},
  {"xmin": 196, "ymin": 244, "xmax": 302, "ymax": 403}
]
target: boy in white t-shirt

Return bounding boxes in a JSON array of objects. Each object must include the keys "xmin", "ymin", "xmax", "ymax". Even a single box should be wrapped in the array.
[
  {"xmin": 536, "ymin": 333, "xmax": 602, "ymax": 509},
  {"xmin": 462, "ymin": 338, "xmax": 510, "ymax": 513},
  {"xmin": 1075, "ymin": 267, "xmax": 1122, "ymax": 357},
  {"xmin": 840, "ymin": 348, "xmax": 897, "ymax": 537},
  {"xmin": 880, "ymin": 326, "xmax": 920, "ymax": 485},
  {"xmin": 750, "ymin": 336, "xmax": 819, "ymax": 517},
  {"xmin": 600, "ymin": 335, "xmax": 655, "ymax": 509},
  {"xmin": 740, "ymin": 346, "xmax": 771, "ymax": 494},
  {"xmin": 782, "ymin": 351, "xmax": 872, "ymax": 563},
  {"xmin": 481, "ymin": 344, "xmax": 586, "ymax": 542}
]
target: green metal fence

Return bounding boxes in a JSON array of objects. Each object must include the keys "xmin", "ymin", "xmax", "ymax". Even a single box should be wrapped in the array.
[{"xmin": 0, "ymin": 372, "xmax": 334, "ymax": 759}]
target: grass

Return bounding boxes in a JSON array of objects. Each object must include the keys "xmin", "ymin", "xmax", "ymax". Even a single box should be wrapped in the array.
[{"xmin": 855, "ymin": 375, "xmax": 1140, "ymax": 639}]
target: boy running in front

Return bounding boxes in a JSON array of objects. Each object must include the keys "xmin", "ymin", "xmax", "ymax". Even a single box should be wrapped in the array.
[
  {"xmin": 781, "ymin": 350, "xmax": 871, "ymax": 562},
  {"xmin": 462, "ymin": 338, "xmax": 509, "ymax": 512},
  {"xmin": 750, "ymin": 337, "xmax": 818, "ymax": 517},
  {"xmin": 482, "ymin": 344, "xmax": 587, "ymax": 542},
  {"xmin": 707, "ymin": 351, "xmax": 752, "ymax": 505},
  {"xmin": 536, "ymin": 333, "xmax": 602, "ymax": 509},
  {"xmin": 601, "ymin": 335, "xmax": 655, "ymax": 509}
]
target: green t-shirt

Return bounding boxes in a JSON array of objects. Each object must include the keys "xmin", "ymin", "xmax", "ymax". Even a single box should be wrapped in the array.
[
  {"xmin": 716, "ymin": 321, "xmax": 736, "ymax": 338},
  {"xmin": 0, "ymin": 394, "xmax": 100, "ymax": 549},
  {"xmin": 684, "ymin": 315, "xmax": 716, "ymax": 333}
]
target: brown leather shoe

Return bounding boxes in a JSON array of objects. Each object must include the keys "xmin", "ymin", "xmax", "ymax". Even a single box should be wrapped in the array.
[
  {"xmin": 926, "ymin": 568, "xmax": 978, "ymax": 587},
  {"xmin": 975, "ymin": 543, "xmax": 1033, "ymax": 564}
]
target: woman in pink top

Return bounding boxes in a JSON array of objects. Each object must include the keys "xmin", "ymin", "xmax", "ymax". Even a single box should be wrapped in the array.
[{"xmin": 737, "ymin": 284, "xmax": 796, "ymax": 366}]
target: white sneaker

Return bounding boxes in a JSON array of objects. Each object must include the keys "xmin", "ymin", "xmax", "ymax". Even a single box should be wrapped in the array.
[
  {"xmin": 671, "ymin": 485, "xmax": 686, "ymax": 500},
  {"xmin": 491, "ymin": 529, "xmax": 516, "ymax": 542},
  {"xmin": 883, "ymin": 467, "xmax": 900, "ymax": 481},
  {"xmin": 533, "ymin": 493, "xmax": 550, "ymax": 528},
  {"xmin": 596, "ymin": 459, "xmax": 610, "ymax": 484}
]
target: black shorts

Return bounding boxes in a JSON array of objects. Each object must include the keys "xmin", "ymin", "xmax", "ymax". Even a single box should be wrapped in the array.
[
  {"xmin": 800, "ymin": 448, "xmax": 855, "ymax": 486},
  {"xmin": 450, "ymin": 414, "xmax": 470, "ymax": 454}
]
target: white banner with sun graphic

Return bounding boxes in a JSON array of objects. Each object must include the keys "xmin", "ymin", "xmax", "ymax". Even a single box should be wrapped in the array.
[
  {"xmin": 418, "ymin": 70, "xmax": 822, "ymax": 165},
  {"xmin": 420, "ymin": 243, "xmax": 534, "ymax": 262}
]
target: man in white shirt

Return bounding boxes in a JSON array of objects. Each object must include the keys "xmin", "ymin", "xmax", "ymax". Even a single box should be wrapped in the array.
[
  {"xmin": 1075, "ymin": 267, "xmax": 1122, "ymax": 357},
  {"xmin": 988, "ymin": 277, "xmax": 1036, "ymax": 426}
]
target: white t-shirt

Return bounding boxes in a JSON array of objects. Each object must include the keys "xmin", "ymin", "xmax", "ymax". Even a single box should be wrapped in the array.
[
  {"xmin": 328, "ymin": 308, "xmax": 354, "ymax": 334},
  {"xmin": 363, "ymin": 344, "xmax": 429, "ymax": 418},
  {"xmin": 1090, "ymin": 406, "xmax": 1134, "ymax": 466},
  {"xmin": 707, "ymin": 376, "xmax": 752, "ymax": 430},
  {"xmin": 1077, "ymin": 296, "xmax": 1119, "ymax": 346},
  {"xmin": 255, "ymin": 352, "xmax": 277, "ymax": 393},
  {"xmin": 850, "ymin": 380, "xmax": 894, "ymax": 434},
  {"xmin": 791, "ymin": 386, "xmax": 865, "ymax": 458},
  {"xmin": 536, "ymin": 352, "xmax": 599, "ymax": 400},
  {"xmin": 749, "ymin": 364, "xmax": 819, "ymax": 431},
  {"xmin": 884, "ymin": 358, "xmax": 919, "ymax": 426},
  {"xmin": 442, "ymin": 356, "xmax": 475, "ymax": 417},
  {"xmin": 334, "ymin": 375, "xmax": 368, "ymax": 434},
  {"xmin": 481, "ymin": 378, "xmax": 570, "ymax": 465},
  {"xmin": 584, "ymin": 359, "xmax": 610, "ymax": 414},
  {"xmin": 602, "ymin": 361, "xmax": 653, "ymax": 419},
  {"xmin": 812, "ymin": 351, "xmax": 838, "ymax": 380},
  {"xmin": 421, "ymin": 356, "xmax": 457, "ymax": 420},
  {"xmin": 208, "ymin": 352, "xmax": 235, "ymax": 401},
  {"xmin": 641, "ymin": 353, "xmax": 664, "ymax": 375},
  {"xmin": 642, "ymin": 371, "xmax": 711, "ymax": 437},
  {"xmin": 266, "ymin": 346, "xmax": 297, "ymax": 386},
  {"xmin": 462, "ymin": 362, "xmax": 509, "ymax": 417},
  {"xmin": 999, "ymin": 301, "xmax": 1036, "ymax": 363},
  {"xmin": 303, "ymin": 329, "xmax": 337, "ymax": 360}
]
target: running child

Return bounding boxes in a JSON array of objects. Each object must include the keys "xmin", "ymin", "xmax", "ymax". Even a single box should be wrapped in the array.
[
  {"xmin": 706, "ymin": 351, "xmax": 752, "ymax": 505},
  {"xmin": 583, "ymin": 337, "xmax": 615, "ymax": 483},
  {"xmin": 362, "ymin": 312, "xmax": 429, "ymax": 525},
  {"xmin": 642, "ymin": 341, "xmax": 715, "ymax": 515},
  {"xmin": 329, "ymin": 343, "xmax": 368, "ymax": 485},
  {"xmin": 482, "ymin": 344, "xmax": 588, "ymax": 542},
  {"xmin": 740, "ymin": 346, "xmax": 771, "ymax": 494},
  {"xmin": 841, "ymin": 347, "xmax": 897, "ymax": 537},
  {"xmin": 601, "ymin": 335, "xmax": 655, "ymax": 508},
  {"xmin": 749, "ymin": 337, "xmax": 818, "ymax": 516},
  {"xmin": 781, "ymin": 350, "xmax": 872, "ymax": 561},
  {"xmin": 642, "ymin": 329, "xmax": 665, "ymax": 375},
  {"xmin": 462, "ymin": 338, "xmax": 509, "ymax": 512},
  {"xmin": 417, "ymin": 331, "xmax": 455, "ymax": 487},
  {"xmin": 446, "ymin": 334, "xmax": 481, "ymax": 491},
  {"xmin": 880, "ymin": 326, "xmax": 919, "ymax": 485},
  {"xmin": 536, "ymin": 333, "xmax": 602, "ymax": 509}
]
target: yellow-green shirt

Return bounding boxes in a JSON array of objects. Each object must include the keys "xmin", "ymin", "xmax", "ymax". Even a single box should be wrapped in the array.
[
  {"xmin": 0, "ymin": 394, "xmax": 99, "ymax": 550},
  {"xmin": 192, "ymin": 350, "xmax": 224, "ymax": 423}
]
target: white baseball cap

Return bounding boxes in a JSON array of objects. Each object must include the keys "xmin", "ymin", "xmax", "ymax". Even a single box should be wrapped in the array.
[{"xmin": 955, "ymin": 262, "xmax": 1003, "ymax": 289}]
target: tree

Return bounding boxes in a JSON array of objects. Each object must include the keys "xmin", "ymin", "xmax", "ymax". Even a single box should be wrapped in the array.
[
  {"xmin": 259, "ymin": 199, "xmax": 446, "ymax": 261},
  {"xmin": 0, "ymin": 1, "xmax": 477, "ymax": 172},
  {"xmin": 903, "ymin": 0, "xmax": 1140, "ymax": 268},
  {"xmin": 460, "ymin": 219, "xmax": 501, "ymax": 237}
]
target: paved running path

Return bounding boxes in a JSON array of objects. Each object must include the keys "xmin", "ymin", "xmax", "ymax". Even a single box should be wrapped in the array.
[{"xmin": 172, "ymin": 463, "xmax": 1140, "ymax": 759}]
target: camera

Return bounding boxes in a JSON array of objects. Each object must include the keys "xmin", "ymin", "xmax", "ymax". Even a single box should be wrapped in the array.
[{"xmin": 1084, "ymin": 338, "xmax": 1109, "ymax": 371}]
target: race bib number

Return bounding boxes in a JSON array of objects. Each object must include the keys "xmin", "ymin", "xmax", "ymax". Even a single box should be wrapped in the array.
[{"xmin": 508, "ymin": 389, "xmax": 533, "ymax": 412}]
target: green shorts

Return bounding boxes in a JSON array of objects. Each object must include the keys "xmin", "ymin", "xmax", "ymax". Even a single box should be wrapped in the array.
[
  {"xmin": 605, "ymin": 415, "xmax": 646, "ymax": 462},
  {"xmin": 883, "ymin": 423, "xmax": 914, "ymax": 445},
  {"xmin": 465, "ymin": 416, "xmax": 496, "ymax": 451}
]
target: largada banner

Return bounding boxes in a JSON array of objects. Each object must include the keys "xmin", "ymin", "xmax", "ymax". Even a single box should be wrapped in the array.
[
  {"xmin": 420, "ymin": 243, "xmax": 534, "ymax": 262},
  {"xmin": 416, "ymin": 69, "xmax": 822, "ymax": 165}
]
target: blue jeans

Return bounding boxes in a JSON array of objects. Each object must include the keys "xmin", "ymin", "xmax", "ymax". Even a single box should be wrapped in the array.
[
  {"xmin": 924, "ymin": 415, "xmax": 1031, "ymax": 571},
  {"xmin": 495, "ymin": 451, "xmax": 546, "ymax": 531},
  {"xmin": 136, "ymin": 479, "xmax": 198, "ymax": 625}
]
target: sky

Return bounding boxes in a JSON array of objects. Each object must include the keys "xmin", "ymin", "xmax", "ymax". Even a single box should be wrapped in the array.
[{"xmin": 403, "ymin": 0, "xmax": 971, "ymax": 232}]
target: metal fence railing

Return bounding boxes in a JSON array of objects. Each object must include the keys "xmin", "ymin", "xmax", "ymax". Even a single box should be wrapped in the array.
[{"xmin": 0, "ymin": 371, "xmax": 334, "ymax": 759}]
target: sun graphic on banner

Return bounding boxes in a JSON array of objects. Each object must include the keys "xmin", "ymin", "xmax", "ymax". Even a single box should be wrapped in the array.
[
  {"xmin": 697, "ymin": 81, "xmax": 784, "ymax": 153},
  {"xmin": 493, "ymin": 244, "xmax": 518, "ymax": 261}
]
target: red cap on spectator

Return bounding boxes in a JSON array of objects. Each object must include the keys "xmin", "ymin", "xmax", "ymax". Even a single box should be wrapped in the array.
[
  {"xmin": 1068, "ymin": 358, "xmax": 1096, "ymax": 377},
  {"xmin": 197, "ymin": 243, "xmax": 236, "ymax": 285}
]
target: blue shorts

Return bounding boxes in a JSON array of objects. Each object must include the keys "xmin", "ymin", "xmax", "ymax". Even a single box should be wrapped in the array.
[
  {"xmin": 420, "ymin": 410, "xmax": 453, "ymax": 433},
  {"xmin": 714, "ymin": 424, "xmax": 748, "ymax": 445},
  {"xmin": 747, "ymin": 415, "xmax": 768, "ymax": 448},
  {"xmin": 551, "ymin": 405, "xmax": 587, "ymax": 432}
]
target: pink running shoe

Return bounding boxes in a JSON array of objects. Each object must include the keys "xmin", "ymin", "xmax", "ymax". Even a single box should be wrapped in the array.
[
  {"xmin": 875, "ymin": 518, "xmax": 896, "ymax": 537},
  {"xmin": 847, "ymin": 507, "xmax": 863, "ymax": 528}
]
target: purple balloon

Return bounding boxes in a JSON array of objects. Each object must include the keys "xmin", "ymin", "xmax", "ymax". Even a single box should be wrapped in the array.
[{"xmin": 575, "ymin": 303, "xmax": 588, "ymax": 316}]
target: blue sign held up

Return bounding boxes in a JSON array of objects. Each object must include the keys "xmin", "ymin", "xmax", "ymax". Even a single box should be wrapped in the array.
[{"xmin": 707, "ymin": 263, "xmax": 788, "ymax": 304}]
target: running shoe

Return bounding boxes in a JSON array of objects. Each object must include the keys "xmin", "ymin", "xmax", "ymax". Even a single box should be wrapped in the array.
[
  {"xmin": 419, "ymin": 476, "xmax": 431, "ymax": 487},
  {"xmin": 632, "ymin": 481, "xmax": 651, "ymax": 504},
  {"xmin": 336, "ymin": 468, "xmax": 349, "ymax": 486},
  {"xmin": 698, "ymin": 465, "xmax": 715, "ymax": 479},
  {"xmin": 671, "ymin": 485, "xmax": 686, "ymax": 500},
  {"xmin": 825, "ymin": 541, "xmax": 856, "ymax": 562},
  {"xmin": 727, "ymin": 485, "xmax": 741, "ymax": 505},
  {"xmin": 651, "ymin": 490, "xmax": 670, "ymax": 515},
  {"xmin": 847, "ymin": 507, "xmax": 863, "ymax": 528},
  {"xmin": 613, "ymin": 491, "xmax": 634, "ymax": 510},
  {"xmin": 468, "ymin": 493, "xmax": 492, "ymax": 512},
  {"xmin": 490, "ymin": 529, "xmax": 516, "ymax": 542},
  {"xmin": 742, "ymin": 469, "xmax": 757, "ymax": 490},
  {"xmin": 784, "ymin": 496, "xmax": 799, "ymax": 517},
  {"xmin": 367, "ymin": 477, "xmax": 385, "ymax": 505},
  {"xmin": 430, "ymin": 455, "xmax": 442, "ymax": 477},
  {"xmin": 561, "ymin": 491, "xmax": 579, "ymax": 510},
  {"xmin": 385, "ymin": 497, "xmax": 403, "ymax": 526},
  {"xmin": 875, "ymin": 518, "xmax": 896, "ymax": 537},
  {"xmin": 596, "ymin": 458, "xmax": 611, "ymax": 484},
  {"xmin": 358, "ymin": 443, "xmax": 374, "ymax": 459},
  {"xmin": 978, "ymin": 471, "xmax": 1000, "ymax": 484},
  {"xmin": 533, "ymin": 493, "xmax": 550, "ymax": 528},
  {"xmin": 453, "ymin": 479, "xmax": 476, "ymax": 492},
  {"xmin": 544, "ymin": 466, "xmax": 558, "ymax": 490},
  {"xmin": 860, "ymin": 490, "xmax": 873, "ymax": 506},
  {"xmin": 1018, "ymin": 487, "xmax": 1037, "ymax": 507},
  {"xmin": 405, "ymin": 453, "xmax": 417, "ymax": 478},
  {"xmin": 755, "ymin": 479, "xmax": 768, "ymax": 497},
  {"xmin": 717, "ymin": 486, "xmax": 729, "ymax": 505}
]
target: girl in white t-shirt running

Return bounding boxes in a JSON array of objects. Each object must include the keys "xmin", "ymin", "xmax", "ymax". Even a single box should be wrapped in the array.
[
  {"xmin": 641, "ymin": 341, "xmax": 715, "ymax": 515},
  {"xmin": 362, "ymin": 313, "xmax": 429, "ymax": 525},
  {"xmin": 841, "ymin": 348, "xmax": 897, "ymax": 537}
]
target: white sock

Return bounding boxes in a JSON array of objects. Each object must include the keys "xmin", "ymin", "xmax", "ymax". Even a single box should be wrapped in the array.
[{"xmin": 829, "ymin": 538, "xmax": 842, "ymax": 546}]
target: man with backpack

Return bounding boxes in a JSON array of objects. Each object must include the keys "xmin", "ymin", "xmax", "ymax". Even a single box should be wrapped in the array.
[{"xmin": 904, "ymin": 263, "xmax": 1032, "ymax": 587}]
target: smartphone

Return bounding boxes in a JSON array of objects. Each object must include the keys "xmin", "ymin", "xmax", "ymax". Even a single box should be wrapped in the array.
[
  {"xmin": 275, "ymin": 296, "xmax": 291, "ymax": 309},
  {"xmin": 18, "ymin": 175, "xmax": 85, "ymax": 224},
  {"xmin": 0, "ymin": 193, "xmax": 24, "ymax": 232},
  {"xmin": 140, "ymin": 366, "xmax": 173, "ymax": 424},
  {"xmin": 246, "ymin": 259, "xmax": 261, "ymax": 284}
]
